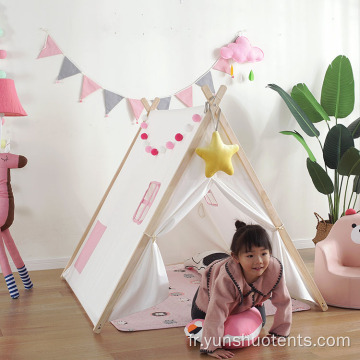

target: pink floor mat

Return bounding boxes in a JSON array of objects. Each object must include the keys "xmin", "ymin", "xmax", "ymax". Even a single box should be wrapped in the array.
[{"xmin": 111, "ymin": 264, "xmax": 310, "ymax": 332}]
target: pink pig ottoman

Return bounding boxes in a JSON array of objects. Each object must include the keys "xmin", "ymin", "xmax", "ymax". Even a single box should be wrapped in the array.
[{"xmin": 314, "ymin": 210, "xmax": 360, "ymax": 308}]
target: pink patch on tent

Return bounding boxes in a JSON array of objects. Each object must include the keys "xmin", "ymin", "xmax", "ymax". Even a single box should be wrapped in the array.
[
  {"xmin": 212, "ymin": 58, "xmax": 231, "ymax": 75},
  {"xmin": 80, "ymin": 75, "xmax": 101, "ymax": 101},
  {"xmin": 140, "ymin": 122, "xmax": 148, "ymax": 129},
  {"xmin": 166, "ymin": 141, "xmax": 174, "ymax": 149},
  {"xmin": 37, "ymin": 35, "xmax": 63, "ymax": 58},
  {"xmin": 175, "ymin": 133, "xmax": 183, "ymax": 141},
  {"xmin": 128, "ymin": 98, "xmax": 145, "ymax": 121},
  {"xmin": 145, "ymin": 146, "xmax": 152, "ymax": 153},
  {"xmin": 133, "ymin": 181, "xmax": 161, "ymax": 225},
  {"xmin": 175, "ymin": 87, "xmax": 193, "ymax": 107},
  {"xmin": 75, "ymin": 220, "xmax": 107, "ymax": 274},
  {"xmin": 204, "ymin": 189, "xmax": 218, "ymax": 207}
]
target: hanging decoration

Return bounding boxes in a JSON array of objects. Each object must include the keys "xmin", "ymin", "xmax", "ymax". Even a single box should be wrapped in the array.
[
  {"xmin": 140, "ymin": 112, "xmax": 203, "ymax": 156},
  {"xmin": 195, "ymin": 101, "xmax": 239, "ymax": 177},
  {"xmin": 249, "ymin": 70, "xmax": 254, "ymax": 81},
  {"xmin": 196, "ymin": 131, "xmax": 239, "ymax": 178},
  {"xmin": 220, "ymin": 36, "xmax": 264, "ymax": 80},
  {"xmin": 37, "ymin": 32, "xmax": 264, "ymax": 122}
]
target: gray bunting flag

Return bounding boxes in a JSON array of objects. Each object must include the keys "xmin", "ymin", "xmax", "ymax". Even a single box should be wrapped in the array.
[
  {"xmin": 195, "ymin": 71, "xmax": 215, "ymax": 94},
  {"xmin": 157, "ymin": 97, "xmax": 171, "ymax": 110},
  {"xmin": 104, "ymin": 90, "xmax": 124, "ymax": 115},
  {"xmin": 57, "ymin": 57, "xmax": 81, "ymax": 80}
]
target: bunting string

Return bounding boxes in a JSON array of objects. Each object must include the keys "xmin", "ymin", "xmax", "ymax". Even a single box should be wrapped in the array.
[{"xmin": 37, "ymin": 31, "xmax": 263, "ymax": 122}]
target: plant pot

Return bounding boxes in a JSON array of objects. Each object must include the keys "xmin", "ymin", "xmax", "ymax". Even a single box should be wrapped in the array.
[{"xmin": 312, "ymin": 212, "xmax": 333, "ymax": 245}]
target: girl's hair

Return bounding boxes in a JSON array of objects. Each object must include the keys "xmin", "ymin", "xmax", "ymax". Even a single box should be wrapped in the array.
[{"xmin": 230, "ymin": 220, "xmax": 272, "ymax": 255}]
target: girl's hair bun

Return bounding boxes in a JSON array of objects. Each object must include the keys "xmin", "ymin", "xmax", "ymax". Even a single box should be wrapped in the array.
[{"xmin": 235, "ymin": 220, "xmax": 246, "ymax": 230}]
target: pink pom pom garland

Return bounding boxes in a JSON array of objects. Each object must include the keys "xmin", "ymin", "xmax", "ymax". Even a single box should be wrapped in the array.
[{"xmin": 139, "ymin": 113, "xmax": 202, "ymax": 156}]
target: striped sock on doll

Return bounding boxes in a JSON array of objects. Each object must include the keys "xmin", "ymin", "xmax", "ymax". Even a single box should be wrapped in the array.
[
  {"xmin": 18, "ymin": 265, "xmax": 33, "ymax": 290},
  {"xmin": 5, "ymin": 273, "xmax": 19, "ymax": 299}
]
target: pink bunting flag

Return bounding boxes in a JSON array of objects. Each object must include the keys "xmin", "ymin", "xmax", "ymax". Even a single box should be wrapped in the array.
[
  {"xmin": 128, "ymin": 99, "xmax": 145, "ymax": 122},
  {"xmin": 213, "ymin": 58, "xmax": 231, "ymax": 75},
  {"xmin": 37, "ymin": 35, "xmax": 63, "ymax": 58},
  {"xmin": 175, "ymin": 86, "xmax": 193, "ymax": 107},
  {"xmin": 80, "ymin": 75, "xmax": 102, "ymax": 102}
]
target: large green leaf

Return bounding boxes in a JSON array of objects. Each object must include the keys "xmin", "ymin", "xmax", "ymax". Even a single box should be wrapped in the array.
[
  {"xmin": 323, "ymin": 124, "xmax": 354, "ymax": 169},
  {"xmin": 280, "ymin": 130, "xmax": 316, "ymax": 162},
  {"xmin": 291, "ymin": 83, "xmax": 330, "ymax": 123},
  {"xmin": 353, "ymin": 175, "xmax": 360, "ymax": 194},
  {"xmin": 338, "ymin": 147, "xmax": 360, "ymax": 176},
  {"xmin": 267, "ymin": 84, "xmax": 320, "ymax": 137},
  {"xmin": 306, "ymin": 158, "xmax": 334, "ymax": 194},
  {"xmin": 320, "ymin": 55, "xmax": 355, "ymax": 119},
  {"xmin": 348, "ymin": 117, "xmax": 360, "ymax": 139}
]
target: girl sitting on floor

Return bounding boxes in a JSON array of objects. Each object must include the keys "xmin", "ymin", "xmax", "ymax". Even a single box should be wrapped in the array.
[{"xmin": 191, "ymin": 221, "xmax": 292, "ymax": 358}]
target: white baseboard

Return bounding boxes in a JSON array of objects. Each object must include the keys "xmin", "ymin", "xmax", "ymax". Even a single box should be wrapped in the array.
[
  {"xmin": 0, "ymin": 241, "xmax": 313, "ymax": 273},
  {"xmin": 293, "ymin": 239, "xmax": 315, "ymax": 249},
  {"xmin": 0, "ymin": 257, "xmax": 70, "ymax": 273}
]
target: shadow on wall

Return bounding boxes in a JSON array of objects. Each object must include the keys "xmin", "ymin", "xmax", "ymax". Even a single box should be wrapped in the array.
[{"xmin": 224, "ymin": 94, "xmax": 255, "ymax": 156}]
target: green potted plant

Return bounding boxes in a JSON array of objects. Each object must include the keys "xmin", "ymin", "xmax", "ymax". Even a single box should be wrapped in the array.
[{"xmin": 268, "ymin": 55, "xmax": 360, "ymax": 232}]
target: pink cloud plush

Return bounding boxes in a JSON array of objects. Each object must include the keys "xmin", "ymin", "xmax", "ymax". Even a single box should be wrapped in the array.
[{"xmin": 220, "ymin": 36, "xmax": 264, "ymax": 63}]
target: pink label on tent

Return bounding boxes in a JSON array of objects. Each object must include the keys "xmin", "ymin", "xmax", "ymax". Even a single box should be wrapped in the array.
[
  {"xmin": 133, "ymin": 182, "xmax": 161, "ymax": 225},
  {"xmin": 75, "ymin": 220, "xmax": 107, "ymax": 273},
  {"xmin": 204, "ymin": 189, "xmax": 218, "ymax": 207}
]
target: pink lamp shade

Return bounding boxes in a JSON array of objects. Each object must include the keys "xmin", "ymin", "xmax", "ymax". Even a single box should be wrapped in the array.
[{"xmin": 0, "ymin": 78, "xmax": 27, "ymax": 116}]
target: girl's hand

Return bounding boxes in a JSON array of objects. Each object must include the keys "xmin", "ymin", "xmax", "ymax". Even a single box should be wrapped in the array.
[{"xmin": 207, "ymin": 348, "xmax": 234, "ymax": 359}]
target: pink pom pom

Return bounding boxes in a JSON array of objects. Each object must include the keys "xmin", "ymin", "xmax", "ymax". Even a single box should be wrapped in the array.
[
  {"xmin": 145, "ymin": 146, "xmax": 152, "ymax": 153},
  {"xmin": 345, "ymin": 209, "xmax": 357, "ymax": 215},
  {"xmin": 141, "ymin": 133, "xmax": 148, "ymax": 140},
  {"xmin": 0, "ymin": 50, "xmax": 7, "ymax": 59},
  {"xmin": 175, "ymin": 133, "xmax": 183, "ymax": 141},
  {"xmin": 140, "ymin": 122, "xmax": 148, "ymax": 129},
  {"xmin": 192, "ymin": 114, "xmax": 202, "ymax": 122},
  {"xmin": 166, "ymin": 141, "xmax": 174, "ymax": 149},
  {"xmin": 151, "ymin": 148, "xmax": 159, "ymax": 156}
]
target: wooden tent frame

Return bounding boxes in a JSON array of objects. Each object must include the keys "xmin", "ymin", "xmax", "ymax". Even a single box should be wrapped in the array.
[{"xmin": 62, "ymin": 85, "xmax": 327, "ymax": 333}]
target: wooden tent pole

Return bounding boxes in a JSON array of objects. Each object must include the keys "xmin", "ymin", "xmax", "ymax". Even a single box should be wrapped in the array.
[{"xmin": 201, "ymin": 85, "xmax": 327, "ymax": 311}]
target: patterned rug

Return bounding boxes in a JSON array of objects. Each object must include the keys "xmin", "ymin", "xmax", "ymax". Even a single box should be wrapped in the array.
[{"xmin": 111, "ymin": 264, "xmax": 310, "ymax": 332}]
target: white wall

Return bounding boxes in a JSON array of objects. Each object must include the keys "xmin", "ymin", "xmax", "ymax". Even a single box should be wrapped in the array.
[{"xmin": 1, "ymin": 0, "xmax": 359, "ymax": 269}]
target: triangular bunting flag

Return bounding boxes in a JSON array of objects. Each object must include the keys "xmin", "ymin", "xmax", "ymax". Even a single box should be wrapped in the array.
[
  {"xmin": 80, "ymin": 75, "xmax": 102, "ymax": 101},
  {"xmin": 128, "ymin": 99, "xmax": 145, "ymax": 121},
  {"xmin": 157, "ymin": 97, "xmax": 171, "ymax": 110},
  {"xmin": 195, "ymin": 71, "xmax": 215, "ymax": 94},
  {"xmin": 37, "ymin": 35, "xmax": 63, "ymax": 58},
  {"xmin": 175, "ymin": 86, "xmax": 193, "ymax": 107},
  {"xmin": 213, "ymin": 58, "xmax": 231, "ymax": 75},
  {"xmin": 57, "ymin": 57, "xmax": 81, "ymax": 81},
  {"xmin": 104, "ymin": 90, "xmax": 124, "ymax": 115}
]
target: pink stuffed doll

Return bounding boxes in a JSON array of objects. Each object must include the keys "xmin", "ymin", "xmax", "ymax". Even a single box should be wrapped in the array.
[{"xmin": 0, "ymin": 152, "xmax": 33, "ymax": 298}]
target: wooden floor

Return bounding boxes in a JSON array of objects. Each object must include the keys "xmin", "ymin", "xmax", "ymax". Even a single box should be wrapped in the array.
[{"xmin": 0, "ymin": 249, "xmax": 359, "ymax": 359}]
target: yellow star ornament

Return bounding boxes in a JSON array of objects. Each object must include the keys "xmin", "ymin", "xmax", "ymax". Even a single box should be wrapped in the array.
[{"xmin": 195, "ymin": 131, "xmax": 239, "ymax": 178}]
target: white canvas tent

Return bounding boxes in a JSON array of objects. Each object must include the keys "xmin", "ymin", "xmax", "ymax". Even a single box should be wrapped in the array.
[{"xmin": 62, "ymin": 85, "xmax": 327, "ymax": 333}]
